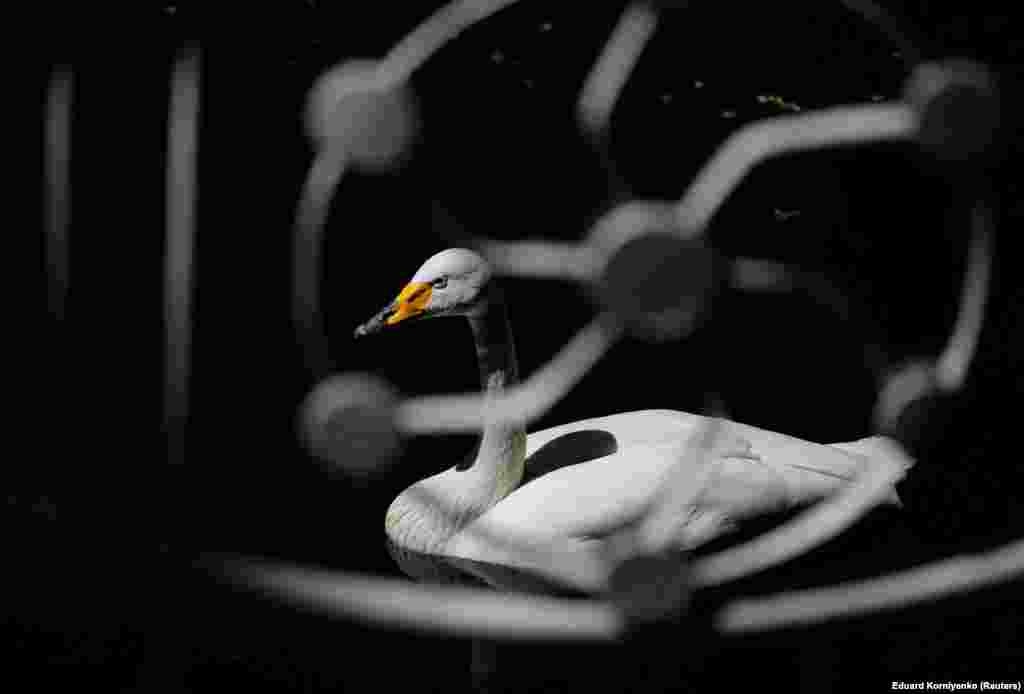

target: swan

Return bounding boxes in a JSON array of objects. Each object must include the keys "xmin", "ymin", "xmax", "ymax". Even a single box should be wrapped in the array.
[{"xmin": 354, "ymin": 248, "xmax": 898, "ymax": 591}]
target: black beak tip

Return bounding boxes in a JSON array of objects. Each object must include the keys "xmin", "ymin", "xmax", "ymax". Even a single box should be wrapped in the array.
[
  {"xmin": 353, "ymin": 322, "xmax": 376, "ymax": 339},
  {"xmin": 354, "ymin": 308, "xmax": 393, "ymax": 339}
]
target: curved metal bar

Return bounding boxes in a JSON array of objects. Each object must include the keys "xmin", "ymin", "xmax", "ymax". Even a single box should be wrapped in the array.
[
  {"xmin": 935, "ymin": 200, "xmax": 993, "ymax": 392},
  {"xmin": 476, "ymin": 240, "xmax": 605, "ymax": 281},
  {"xmin": 577, "ymin": 2, "xmax": 660, "ymax": 136},
  {"xmin": 44, "ymin": 65, "xmax": 73, "ymax": 323},
  {"xmin": 838, "ymin": 0, "xmax": 928, "ymax": 69},
  {"xmin": 720, "ymin": 536, "xmax": 1024, "ymax": 633},
  {"xmin": 673, "ymin": 103, "xmax": 917, "ymax": 235},
  {"xmin": 378, "ymin": 0, "xmax": 526, "ymax": 87},
  {"xmin": 164, "ymin": 44, "xmax": 201, "ymax": 467},
  {"xmin": 216, "ymin": 555, "xmax": 622, "ymax": 641},
  {"xmin": 292, "ymin": 154, "xmax": 347, "ymax": 380},
  {"xmin": 395, "ymin": 314, "xmax": 623, "ymax": 434}
]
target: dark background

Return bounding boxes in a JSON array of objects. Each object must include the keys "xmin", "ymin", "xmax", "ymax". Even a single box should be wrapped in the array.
[{"xmin": 22, "ymin": 2, "xmax": 1022, "ymax": 691}]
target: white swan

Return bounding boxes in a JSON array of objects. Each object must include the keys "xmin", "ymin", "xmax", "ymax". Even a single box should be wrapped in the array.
[{"xmin": 355, "ymin": 248, "xmax": 894, "ymax": 591}]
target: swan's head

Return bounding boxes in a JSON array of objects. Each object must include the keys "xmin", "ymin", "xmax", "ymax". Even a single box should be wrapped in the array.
[{"xmin": 355, "ymin": 248, "xmax": 492, "ymax": 337}]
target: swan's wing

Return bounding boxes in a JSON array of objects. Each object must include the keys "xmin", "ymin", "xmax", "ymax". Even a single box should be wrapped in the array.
[
  {"xmin": 525, "ymin": 410, "xmax": 893, "ymax": 508},
  {"xmin": 450, "ymin": 414, "xmax": 905, "ymax": 589},
  {"xmin": 519, "ymin": 413, "xmax": 903, "ymax": 537},
  {"xmin": 446, "ymin": 442, "xmax": 745, "ymax": 590}
]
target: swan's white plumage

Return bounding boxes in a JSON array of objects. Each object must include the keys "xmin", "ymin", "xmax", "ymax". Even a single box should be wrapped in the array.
[{"xmin": 363, "ymin": 248, "xmax": 893, "ymax": 592}]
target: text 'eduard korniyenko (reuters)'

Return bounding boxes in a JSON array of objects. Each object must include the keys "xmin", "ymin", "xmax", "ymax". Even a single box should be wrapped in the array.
[{"xmin": 891, "ymin": 683, "xmax": 1021, "ymax": 691}]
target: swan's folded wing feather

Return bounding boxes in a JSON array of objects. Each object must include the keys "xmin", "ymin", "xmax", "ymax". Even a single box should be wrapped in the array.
[{"xmin": 721, "ymin": 421, "xmax": 910, "ymax": 506}]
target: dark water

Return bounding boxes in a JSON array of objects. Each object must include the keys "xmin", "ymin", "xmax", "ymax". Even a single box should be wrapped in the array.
[{"xmin": 21, "ymin": 2, "xmax": 1023, "ymax": 691}]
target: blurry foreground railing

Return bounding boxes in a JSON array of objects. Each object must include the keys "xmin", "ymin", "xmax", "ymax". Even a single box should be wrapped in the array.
[{"xmin": 35, "ymin": 0, "xmax": 1015, "ymax": 670}]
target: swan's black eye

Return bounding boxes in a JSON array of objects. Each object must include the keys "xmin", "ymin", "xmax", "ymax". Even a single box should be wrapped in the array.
[{"xmin": 431, "ymin": 277, "xmax": 448, "ymax": 290}]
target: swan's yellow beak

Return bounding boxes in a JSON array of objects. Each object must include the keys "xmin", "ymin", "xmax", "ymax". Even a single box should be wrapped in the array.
[
  {"xmin": 386, "ymin": 281, "xmax": 432, "ymax": 326},
  {"xmin": 354, "ymin": 282, "xmax": 434, "ymax": 338}
]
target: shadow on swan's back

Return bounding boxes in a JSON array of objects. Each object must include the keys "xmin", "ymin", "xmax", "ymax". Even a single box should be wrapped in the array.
[{"xmin": 522, "ymin": 429, "xmax": 619, "ymax": 484}]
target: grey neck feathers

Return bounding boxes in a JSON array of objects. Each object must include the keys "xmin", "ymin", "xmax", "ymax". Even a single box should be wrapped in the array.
[
  {"xmin": 457, "ymin": 284, "xmax": 526, "ymax": 485},
  {"xmin": 468, "ymin": 284, "xmax": 519, "ymax": 390}
]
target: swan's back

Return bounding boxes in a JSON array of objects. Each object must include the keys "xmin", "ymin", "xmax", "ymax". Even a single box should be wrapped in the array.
[
  {"xmin": 524, "ymin": 409, "xmax": 706, "ymax": 459},
  {"xmin": 525, "ymin": 408, "xmax": 877, "ymax": 504}
]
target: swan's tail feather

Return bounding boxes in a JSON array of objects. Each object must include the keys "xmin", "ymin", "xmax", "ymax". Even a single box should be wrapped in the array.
[
  {"xmin": 823, "ymin": 438, "xmax": 913, "ymax": 507},
  {"xmin": 766, "ymin": 437, "xmax": 911, "ymax": 509}
]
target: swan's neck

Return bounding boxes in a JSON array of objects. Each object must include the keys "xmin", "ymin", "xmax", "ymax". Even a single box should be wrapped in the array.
[
  {"xmin": 385, "ymin": 286, "xmax": 527, "ymax": 554},
  {"xmin": 461, "ymin": 287, "xmax": 527, "ymax": 496}
]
